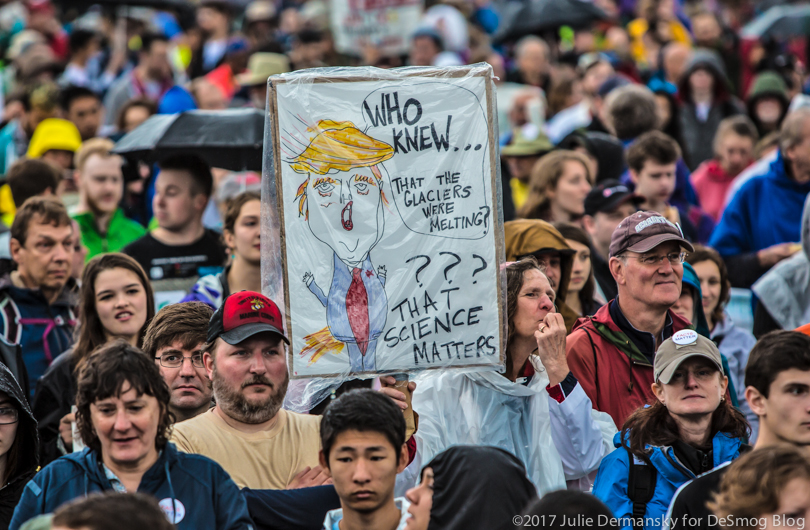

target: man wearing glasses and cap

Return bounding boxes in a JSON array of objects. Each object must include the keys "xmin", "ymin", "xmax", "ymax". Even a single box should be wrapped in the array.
[{"xmin": 566, "ymin": 211, "xmax": 696, "ymax": 428}]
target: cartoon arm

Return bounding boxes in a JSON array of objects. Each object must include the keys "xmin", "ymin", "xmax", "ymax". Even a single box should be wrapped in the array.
[
  {"xmin": 377, "ymin": 265, "xmax": 386, "ymax": 288},
  {"xmin": 303, "ymin": 272, "xmax": 327, "ymax": 307}
]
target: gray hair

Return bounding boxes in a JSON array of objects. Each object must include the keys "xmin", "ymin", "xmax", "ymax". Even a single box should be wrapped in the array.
[
  {"xmin": 605, "ymin": 84, "xmax": 659, "ymax": 140},
  {"xmin": 780, "ymin": 107, "xmax": 810, "ymax": 152},
  {"xmin": 515, "ymin": 35, "xmax": 549, "ymax": 60}
]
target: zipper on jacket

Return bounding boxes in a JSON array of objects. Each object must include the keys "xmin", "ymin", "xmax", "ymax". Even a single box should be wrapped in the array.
[{"xmin": 660, "ymin": 446, "xmax": 696, "ymax": 479}]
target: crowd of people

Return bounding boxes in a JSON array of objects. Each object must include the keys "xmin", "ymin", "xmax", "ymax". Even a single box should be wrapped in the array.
[{"xmin": 0, "ymin": 0, "xmax": 804, "ymax": 529}]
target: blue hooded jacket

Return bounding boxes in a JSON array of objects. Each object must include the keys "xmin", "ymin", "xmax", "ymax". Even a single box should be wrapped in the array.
[
  {"xmin": 592, "ymin": 431, "xmax": 744, "ymax": 530},
  {"xmin": 10, "ymin": 443, "xmax": 254, "ymax": 530},
  {"xmin": 710, "ymin": 150, "xmax": 810, "ymax": 257}
]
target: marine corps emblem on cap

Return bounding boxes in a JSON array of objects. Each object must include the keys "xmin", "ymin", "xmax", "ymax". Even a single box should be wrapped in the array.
[{"xmin": 207, "ymin": 291, "xmax": 289, "ymax": 345}]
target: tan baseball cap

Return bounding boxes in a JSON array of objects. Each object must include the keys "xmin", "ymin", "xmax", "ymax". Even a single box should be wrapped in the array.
[{"xmin": 654, "ymin": 330, "xmax": 724, "ymax": 384}]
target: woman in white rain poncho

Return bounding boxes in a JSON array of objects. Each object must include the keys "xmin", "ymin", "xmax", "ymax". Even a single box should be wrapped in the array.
[{"xmin": 408, "ymin": 258, "xmax": 617, "ymax": 493}]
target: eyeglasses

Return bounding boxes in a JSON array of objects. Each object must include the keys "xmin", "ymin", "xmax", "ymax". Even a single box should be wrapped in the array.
[
  {"xmin": 622, "ymin": 252, "xmax": 686, "ymax": 266},
  {"xmin": 0, "ymin": 407, "xmax": 19, "ymax": 425},
  {"xmin": 155, "ymin": 353, "xmax": 204, "ymax": 369}
]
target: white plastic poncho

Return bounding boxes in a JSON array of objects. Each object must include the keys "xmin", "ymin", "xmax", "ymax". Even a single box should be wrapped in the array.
[{"xmin": 408, "ymin": 355, "xmax": 617, "ymax": 494}]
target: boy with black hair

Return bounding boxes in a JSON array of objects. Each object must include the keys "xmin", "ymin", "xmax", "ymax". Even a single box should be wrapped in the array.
[
  {"xmin": 320, "ymin": 389, "xmax": 411, "ymax": 530},
  {"xmin": 123, "ymin": 154, "xmax": 226, "ymax": 284},
  {"xmin": 626, "ymin": 131, "xmax": 715, "ymax": 243},
  {"xmin": 666, "ymin": 330, "xmax": 810, "ymax": 529},
  {"xmin": 59, "ymin": 85, "xmax": 103, "ymax": 141}
]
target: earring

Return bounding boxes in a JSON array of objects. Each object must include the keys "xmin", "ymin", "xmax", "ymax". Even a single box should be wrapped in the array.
[{"xmin": 721, "ymin": 396, "xmax": 725, "ymax": 402}]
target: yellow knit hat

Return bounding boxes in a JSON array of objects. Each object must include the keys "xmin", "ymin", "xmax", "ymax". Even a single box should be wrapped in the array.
[{"xmin": 26, "ymin": 118, "xmax": 82, "ymax": 159}]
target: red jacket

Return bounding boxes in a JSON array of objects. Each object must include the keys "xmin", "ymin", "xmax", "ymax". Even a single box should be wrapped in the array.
[{"xmin": 566, "ymin": 303, "xmax": 693, "ymax": 429}]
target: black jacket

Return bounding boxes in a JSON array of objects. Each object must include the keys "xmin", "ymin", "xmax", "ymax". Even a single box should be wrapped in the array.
[
  {"xmin": 0, "ymin": 363, "xmax": 39, "ymax": 528},
  {"xmin": 31, "ymin": 348, "xmax": 75, "ymax": 467}
]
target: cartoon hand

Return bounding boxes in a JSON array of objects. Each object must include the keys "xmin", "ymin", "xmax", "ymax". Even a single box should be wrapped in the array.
[
  {"xmin": 303, "ymin": 272, "xmax": 314, "ymax": 286},
  {"xmin": 377, "ymin": 265, "xmax": 386, "ymax": 280}
]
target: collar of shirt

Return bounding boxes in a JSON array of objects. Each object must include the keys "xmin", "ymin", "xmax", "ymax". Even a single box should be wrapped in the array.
[{"xmin": 609, "ymin": 298, "xmax": 673, "ymax": 363}]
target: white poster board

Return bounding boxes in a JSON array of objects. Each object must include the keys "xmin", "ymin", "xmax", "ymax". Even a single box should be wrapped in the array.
[
  {"xmin": 266, "ymin": 64, "xmax": 505, "ymax": 379},
  {"xmin": 330, "ymin": 0, "xmax": 424, "ymax": 57}
]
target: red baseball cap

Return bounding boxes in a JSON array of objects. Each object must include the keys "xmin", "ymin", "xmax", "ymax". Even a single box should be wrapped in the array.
[{"xmin": 207, "ymin": 291, "xmax": 288, "ymax": 345}]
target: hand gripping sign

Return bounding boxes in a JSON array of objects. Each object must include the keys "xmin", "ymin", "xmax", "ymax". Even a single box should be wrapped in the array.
[{"xmin": 262, "ymin": 64, "xmax": 506, "ymax": 387}]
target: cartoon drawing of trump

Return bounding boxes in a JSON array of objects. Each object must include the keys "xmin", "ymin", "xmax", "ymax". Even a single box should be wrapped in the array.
[{"xmin": 289, "ymin": 120, "xmax": 394, "ymax": 373}]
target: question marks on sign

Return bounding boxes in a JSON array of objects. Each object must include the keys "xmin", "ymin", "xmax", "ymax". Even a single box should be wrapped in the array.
[
  {"xmin": 471, "ymin": 254, "xmax": 487, "ymax": 284},
  {"xmin": 439, "ymin": 252, "xmax": 461, "ymax": 284},
  {"xmin": 407, "ymin": 253, "xmax": 492, "ymax": 286},
  {"xmin": 405, "ymin": 255, "xmax": 431, "ymax": 287}
]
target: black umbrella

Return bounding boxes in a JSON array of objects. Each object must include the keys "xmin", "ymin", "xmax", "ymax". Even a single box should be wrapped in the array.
[
  {"xmin": 112, "ymin": 108, "xmax": 265, "ymax": 172},
  {"xmin": 741, "ymin": 4, "xmax": 810, "ymax": 40},
  {"xmin": 492, "ymin": 0, "xmax": 608, "ymax": 43}
]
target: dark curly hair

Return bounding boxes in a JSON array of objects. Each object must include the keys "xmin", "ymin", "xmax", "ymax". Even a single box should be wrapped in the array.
[{"xmin": 75, "ymin": 340, "xmax": 174, "ymax": 455}]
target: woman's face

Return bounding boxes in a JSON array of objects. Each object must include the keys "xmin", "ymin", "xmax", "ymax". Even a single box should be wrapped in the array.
[
  {"xmin": 670, "ymin": 284, "xmax": 695, "ymax": 324},
  {"xmin": 0, "ymin": 391, "xmax": 18, "ymax": 460},
  {"xmin": 653, "ymin": 357, "xmax": 727, "ymax": 417},
  {"xmin": 94, "ymin": 268, "xmax": 148, "ymax": 343},
  {"xmin": 548, "ymin": 161, "xmax": 591, "ymax": 218},
  {"xmin": 692, "ymin": 260, "xmax": 722, "ymax": 320},
  {"xmin": 654, "ymin": 94, "xmax": 672, "ymax": 128},
  {"xmin": 90, "ymin": 382, "xmax": 160, "ymax": 470},
  {"xmin": 513, "ymin": 268, "xmax": 556, "ymax": 340},
  {"xmin": 405, "ymin": 467, "xmax": 434, "ymax": 530},
  {"xmin": 761, "ymin": 477, "xmax": 810, "ymax": 530},
  {"xmin": 226, "ymin": 199, "xmax": 261, "ymax": 265},
  {"xmin": 566, "ymin": 239, "xmax": 591, "ymax": 295}
]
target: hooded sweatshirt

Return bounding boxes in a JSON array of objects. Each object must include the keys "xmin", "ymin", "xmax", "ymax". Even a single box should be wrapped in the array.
[
  {"xmin": 9, "ymin": 443, "xmax": 254, "ymax": 530},
  {"xmin": 752, "ymin": 193, "xmax": 810, "ymax": 331},
  {"xmin": 504, "ymin": 219, "xmax": 579, "ymax": 332},
  {"xmin": 0, "ymin": 364, "xmax": 39, "ymax": 528},
  {"xmin": 746, "ymin": 71, "xmax": 789, "ymax": 137},
  {"xmin": 710, "ymin": 150, "xmax": 810, "ymax": 287},
  {"xmin": 425, "ymin": 446, "xmax": 537, "ymax": 530},
  {"xmin": 678, "ymin": 49, "xmax": 744, "ymax": 170}
]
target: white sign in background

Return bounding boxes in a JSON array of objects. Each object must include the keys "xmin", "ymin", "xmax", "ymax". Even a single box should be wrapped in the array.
[
  {"xmin": 330, "ymin": 0, "xmax": 424, "ymax": 57},
  {"xmin": 275, "ymin": 74, "xmax": 500, "ymax": 378}
]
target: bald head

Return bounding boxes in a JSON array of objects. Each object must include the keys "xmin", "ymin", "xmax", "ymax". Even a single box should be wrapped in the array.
[
  {"xmin": 662, "ymin": 43, "xmax": 692, "ymax": 83},
  {"xmin": 515, "ymin": 36, "xmax": 550, "ymax": 80}
]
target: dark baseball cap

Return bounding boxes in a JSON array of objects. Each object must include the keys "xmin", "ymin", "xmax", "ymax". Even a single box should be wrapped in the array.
[
  {"xmin": 584, "ymin": 180, "xmax": 644, "ymax": 216},
  {"xmin": 608, "ymin": 211, "xmax": 694, "ymax": 258},
  {"xmin": 207, "ymin": 291, "xmax": 289, "ymax": 345}
]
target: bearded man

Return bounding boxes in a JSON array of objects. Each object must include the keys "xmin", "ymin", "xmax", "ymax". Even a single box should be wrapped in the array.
[{"xmin": 170, "ymin": 291, "xmax": 412, "ymax": 490}]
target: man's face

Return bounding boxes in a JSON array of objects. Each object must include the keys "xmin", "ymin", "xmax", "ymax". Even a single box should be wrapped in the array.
[
  {"xmin": 692, "ymin": 14, "xmax": 721, "ymax": 46},
  {"xmin": 80, "ymin": 154, "xmax": 123, "ymax": 216},
  {"xmin": 11, "ymin": 219, "xmax": 73, "ymax": 292},
  {"xmin": 306, "ymin": 167, "xmax": 384, "ymax": 267},
  {"xmin": 153, "ymin": 169, "xmax": 205, "ymax": 232},
  {"xmin": 409, "ymin": 36, "xmax": 439, "ymax": 67},
  {"xmin": 143, "ymin": 41, "xmax": 172, "ymax": 81},
  {"xmin": 582, "ymin": 62, "xmax": 614, "ymax": 98},
  {"xmin": 585, "ymin": 202, "xmax": 638, "ymax": 255},
  {"xmin": 505, "ymin": 155, "xmax": 539, "ymax": 183},
  {"xmin": 205, "ymin": 332, "xmax": 289, "ymax": 424},
  {"xmin": 611, "ymin": 241, "xmax": 683, "ymax": 310},
  {"xmin": 631, "ymin": 160, "xmax": 677, "ymax": 207},
  {"xmin": 717, "ymin": 132, "xmax": 754, "ymax": 177},
  {"xmin": 42, "ymin": 150, "xmax": 74, "ymax": 171},
  {"xmin": 532, "ymin": 251, "xmax": 561, "ymax": 291},
  {"xmin": 785, "ymin": 120, "xmax": 810, "ymax": 184},
  {"xmin": 122, "ymin": 105, "xmax": 152, "ymax": 133},
  {"xmin": 747, "ymin": 369, "xmax": 810, "ymax": 446},
  {"xmin": 195, "ymin": 82, "xmax": 227, "ymax": 110},
  {"xmin": 155, "ymin": 340, "xmax": 212, "ymax": 416},
  {"xmin": 518, "ymin": 42, "xmax": 547, "ymax": 78},
  {"xmin": 67, "ymin": 96, "xmax": 102, "ymax": 141},
  {"xmin": 320, "ymin": 430, "xmax": 407, "ymax": 515}
]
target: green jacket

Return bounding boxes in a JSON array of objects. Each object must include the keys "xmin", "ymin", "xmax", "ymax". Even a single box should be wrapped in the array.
[{"xmin": 73, "ymin": 208, "xmax": 146, "ymax": 261}]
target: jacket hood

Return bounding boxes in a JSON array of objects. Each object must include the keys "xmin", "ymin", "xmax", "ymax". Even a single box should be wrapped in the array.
[
  {"xmin": 746, "ymin": 71, "xmax": 789, "ymax": 105},
  {"xmin": 0, "ymin": 363, "xmax": 38, "ymax": 482},
  {"xmin": 681, "ymin": 262, "xmax": 711, "ymax": 338},
  {"xmin": 504, "ymin": 219, "xmax": 574, "ymax": 302},
  {"xmin": 678, "ymin": 48, "xmax": 731, "ymax": 103}
]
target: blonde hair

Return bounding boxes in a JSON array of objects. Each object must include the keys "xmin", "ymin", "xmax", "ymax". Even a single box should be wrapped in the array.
[
  {"xmin": 290, "ymin": 120, "xmax": 394, "ymax": 219},
  {"xmin": 75, "ymin": 137, "xmax": 118, "ymax": 172},
  {"xmin": 518, "ymin": 150, "xmax": 592, "ymax": 220}
]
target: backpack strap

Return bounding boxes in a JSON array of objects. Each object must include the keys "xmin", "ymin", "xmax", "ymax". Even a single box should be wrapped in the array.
[{"xmin": 627, "ymin": 451, "xmax": 657, "ymax": 528}]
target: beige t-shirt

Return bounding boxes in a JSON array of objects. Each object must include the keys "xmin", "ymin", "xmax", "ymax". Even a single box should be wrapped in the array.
[{"xmin": 170, "ymin": 408, "xmax": 322, "ymax": 489}]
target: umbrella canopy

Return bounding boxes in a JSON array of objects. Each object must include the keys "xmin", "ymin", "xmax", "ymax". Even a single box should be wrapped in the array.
[
  {"xmin": 492, "ymin": 0, "xmax": 608, "ymax": 43},
  {"xmin": 741, "ymin": 4, "xmax": 810, "ymax": 40},
  {"xmin": 112, "ymin": 108, "xmax": 265, "ymax": 172}
]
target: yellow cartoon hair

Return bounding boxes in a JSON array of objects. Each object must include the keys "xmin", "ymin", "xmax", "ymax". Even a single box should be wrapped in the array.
[{"xmin": 289, "ymin": 120, "xmax": 394, "ymax": 175}]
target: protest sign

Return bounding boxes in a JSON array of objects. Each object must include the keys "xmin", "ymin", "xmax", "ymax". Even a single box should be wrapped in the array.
[
  {"xmin": 264, "ymin": 64, "xmax": 505, "ymax": 379},
  {"xmin": 330, "ymin": 0, "xmax": 423, "ymax": 58}
]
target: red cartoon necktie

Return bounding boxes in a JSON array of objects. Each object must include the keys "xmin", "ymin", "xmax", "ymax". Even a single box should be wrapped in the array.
[{"xmin": 346, "ymin": 268, "xmax": 370, "ymax": 355}]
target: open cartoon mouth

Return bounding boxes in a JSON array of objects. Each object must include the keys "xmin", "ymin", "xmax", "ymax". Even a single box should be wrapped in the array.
[{"xmin": 342, "ymin": 201, "xmax": 353, "ymax": 231}]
